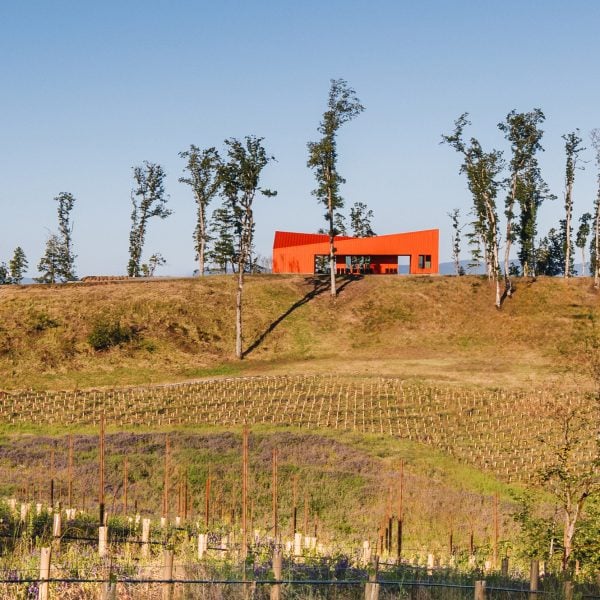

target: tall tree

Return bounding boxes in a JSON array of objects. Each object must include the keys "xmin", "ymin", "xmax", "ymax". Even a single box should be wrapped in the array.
[
  {"xmin": 127, "ymin": 162, "xmax": 170, "ymax": 277},
  {"xmin": 442, "ymin": 114, "xmax": 504, "ymax": 307},
  {"xmin": 55, "ymin": 192, "xmax": 77, "ymax": 281},
  {"xmin": 36, "ymin": 234, "xmax": 62, "ymax": 283},
  {"xmin": 179, "ymin": 145, "xmax": 222, "ymax": 276},
  {"xmin": 516, "ymin": 168, "xmax": 554, "ymax": 277},
  {"xmin": 536, "ymin": 227, "xmax": 564, "ymax": 276},
  {"xmin": 591, "ymin": 129, "xmax": 600, "ymax": 288},
  {"xmin": 307, "ymin": 78, "xmax": 364, "ymax": 297},
  {"xmin": 219, "ymin": 136, "xmax": 276, "ymax": 359},
  {"xmin": 8, "ymin": 247, "xmax": 28, "ymax": 284},
  {"xmin": 0, "ymin": 263, "xmax": 8, "ymax": 285},
  {"xmin": 562, "ymin": 131, "xmax": 585, "ymax": 279},
  {"xmin": 575, "ymin": 213, "xmax": 592, "ymax": 276},
  {"xmin": 208, "ymin": 205, "xmax": 237, "ymax": 273},
  {"xmin": 448, "ymin": 208, "xmax": 464, "ymax": 275},
  {"xmin": 349, "ymin": 202, "xmax": 376, "ymax": 237},
  {"xmin": 498, "ymin": 109, "xmax": 548, "ymax": 286}
]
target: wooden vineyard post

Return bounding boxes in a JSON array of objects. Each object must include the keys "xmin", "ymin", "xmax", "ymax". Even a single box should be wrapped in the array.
[
  {"xmin": 272, "ymin": 448, "xmax": 278, "ymax": 542},
  {"xmin": 50, "ymin": 445, "xmax": 55, "ymax": 510},
  {"xmin": 271, "ymin": 547, "xmax": 282, "ymax": 600},
  {"xmin": 99, "ymin": 413, "xmax": 105, "ymax": 526},
  {"xmin": 291, "ymin": 474, "xmax": 298, "ymax": 537},
  {"xmin": 563, "ymin": 580, "xmax": 574, "ymax": 600},
  {"xmin": 493, "ymin": 492, "xmax": 499, "ymax": 570},
  {"xmin": 163, "ymin": 436, "xmax": 170, "ymax": 524},
  {"xmin": 205, "ymin": 466, "xmax": 211, "ymax": 529},
  {"xmin": 529, "ymin": 559, "xmax": 539, "ymax": 600},
  {"xmin": 501, "ymin": 556, "xmax": 509, "ymax": 577},
  {"xmin": 474, "ymin": 580, "xmax": 487, "ymax": 600},
  {"xmin": 184, "ymin": 472, "xmax": 189, "ymax": 521},
  {"xmin": 303, "ymin": 491, "xmax": 309, "ymax": 541},
  {"xmin": 162, "ymin": 549, "xmax": 174, "ymax": 600},
  {"xmin": 67, "ymin": 434, "xmax": 73, "ymax": 509},
  {"xmin": 365, "ymin": 556, "xmax": 380, "ymax": 600},
  {"xmin": 102, "ymin": 579, "xmax": 117, "ymax": 600},
  {"xmin": 39, "ymin": 546, "xmax": 51, "ymax": 600},
  {"xmin": 242, "ymin": 425, "xmax": 249, "ymax": 560},
  {"xmin": 397, "ymin": 460, "xmax": 403, "ymax": 562},
  {"xmin": 123, "ymin": 458, "xmax": 128, "ymax": 515}
]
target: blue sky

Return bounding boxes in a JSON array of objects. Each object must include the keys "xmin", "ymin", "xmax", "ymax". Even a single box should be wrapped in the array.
[{"xmin": 1, "ymin": 0, "xmax": 600, "ymax": 276}]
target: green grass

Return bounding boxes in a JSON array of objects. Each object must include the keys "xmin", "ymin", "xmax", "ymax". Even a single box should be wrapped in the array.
[{"xmin": 0, "ymin": 426, "xmax": 520, "ymax": 551}]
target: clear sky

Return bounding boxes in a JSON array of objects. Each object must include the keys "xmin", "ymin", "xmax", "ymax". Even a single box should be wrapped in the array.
[{"xmin": 2, "ymin": 0, "xmax": 600, "ymax": 277}]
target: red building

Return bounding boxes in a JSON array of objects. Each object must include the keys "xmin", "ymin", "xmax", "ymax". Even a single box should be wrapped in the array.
[{"xmin": 272, "ymin": 229, "xmax": 439, "ymax": 275}]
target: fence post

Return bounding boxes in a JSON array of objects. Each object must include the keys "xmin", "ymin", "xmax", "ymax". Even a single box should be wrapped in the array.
[
  {"xmin": 38, "ymin": 546, "xmax": 51, "ymax": 600},
  {"xmin": 102, "ymin": 580, "xmax": 117, "ymax": 600},
  {"xmin": 362, "ymin": 540, "xmax": 371, "ymax": 566},
  {"xmin": 563, "ymin": 580, "xmax": 574, "ymax": 600},
  {"xmin": 474, "ymin": 580, "xmax": 487, "ymax": 600},
  {"xmin": 365, "ymin": 556, "xmax": 380, "ymax": 600},
  {"xmin": 197, "ymin": 533, "xmax": 208, "ymax": 560},
  {"xmin": 293, "ymin": 532, "xmax": 302, "ymax": 557},
  {"xmin": 141, "ymin": 518, "xmax": 150, "ymax": 558},
  {"xmin": 529, "ymin": 559, "xmax": 539, "ymax": 600},
  {"xmin": 270, "ymin": 546, "xmax": 282, "ymax": 600},
  {"xmin": 364, "ymin": 581, "xmax": 380, "ymax": 600},
  {"xmin": 501, "ymin": 556, "xmax": 509, "ymax": 577},
  {"xmin": 98, "ymin": 526, "xmax": 108, "ymax": 558},
  {"xmin": 162, "ymin": 549, "xmax": 174, "ymax": 600},
  {"xmin": 427, "ymin": 553, "xmax": 435, "ymax": 575}
]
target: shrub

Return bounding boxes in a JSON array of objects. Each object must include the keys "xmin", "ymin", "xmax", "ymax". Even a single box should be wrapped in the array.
[
  {"xmin": 87, "ymin": 318, "xmax": 138, "ymax": 351},
  {"xmin": 28, "ymin": 311, "xmax": 60, "ymax": 332}
]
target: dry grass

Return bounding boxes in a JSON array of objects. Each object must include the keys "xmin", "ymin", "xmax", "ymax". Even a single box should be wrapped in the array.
[{"xmin": 0, "ymin": 275, "xmax": 597, "ymax": 391}]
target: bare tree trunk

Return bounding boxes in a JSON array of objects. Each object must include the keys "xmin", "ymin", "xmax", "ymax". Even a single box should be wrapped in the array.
[
  {"xmin": 483, "ymin": 194, "xmax": 501, "ymax": 308},
  {"xmin": 565, "ymin": 183, "xmax": 573, "ymax": 278},
  {"xmin": 504, "ymin": 175, "xmax": 518, "ymax": 295},
  {"xmin": 236, "ymin": 266, "xmax": 243, "ymax": 359},
  {"xmin": 198, "ymin": 207, "xmax": 206, "ymax": 276},
  {"xmin": 563, "ymin": 510, "xmax": 576, "ymax": 571},
  {"xmin": 563, "ymin": 496, "xmax": 586, "ymax": 572},
  {"xmin": 581, "ymin": 247, "xmax": 587, "ymax": 277},
  {"xmin": 327, "ymin": 181, "xmax": 336, "ymax": 297},
  {"xmin": 595, "ymin": 197, "xmax": 600, "ymax": 288}
]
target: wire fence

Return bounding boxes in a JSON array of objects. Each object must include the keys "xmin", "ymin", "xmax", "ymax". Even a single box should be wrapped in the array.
[{"xmin": 0, "ymin": 576, "xmax": 598, "ymax": 600}]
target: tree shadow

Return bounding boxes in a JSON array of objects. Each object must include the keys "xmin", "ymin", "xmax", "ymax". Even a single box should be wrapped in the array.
[
  {"xmin": 243, "ymin": 275, "xmax": 361, "ymax": 358},
  {"xmin": 498, "ymin": 281, "xmax": 517, "ymax": 308}
]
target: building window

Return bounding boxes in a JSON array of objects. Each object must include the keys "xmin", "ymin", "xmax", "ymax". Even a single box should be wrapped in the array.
[
  {"xmin": 314, "ymin": 255, "xmax": 329, "ymax": 274},
  {"xmin": 418, "ymin": 255, "xmax": 432, "ymax": 269}
]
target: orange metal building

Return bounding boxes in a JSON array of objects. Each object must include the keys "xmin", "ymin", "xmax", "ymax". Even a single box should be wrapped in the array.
[{"xmin": 272, "ymin": 229, "xmax": 439, "ymax": 275}]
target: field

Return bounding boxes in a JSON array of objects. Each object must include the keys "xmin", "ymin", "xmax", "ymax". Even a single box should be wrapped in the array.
[
  {"xmin": 0, "ymin": 275, "xmax": 598, "ymax": 596},
  {"xmin": 0, "ymin": 274, "xmax": 597, "ymax": 391}
]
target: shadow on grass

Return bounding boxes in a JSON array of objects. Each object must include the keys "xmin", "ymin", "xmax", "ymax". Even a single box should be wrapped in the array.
[{"xmin": 243, "ymin": 275, "xmax": 361, "ymax": 358}]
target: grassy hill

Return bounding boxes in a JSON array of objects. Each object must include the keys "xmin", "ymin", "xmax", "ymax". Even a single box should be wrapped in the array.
[
  {"xmin": 0, "ymin": 275, "xmax": 598, "ymax": 565},
  {"xmin": 0, "ymin": 274, "xmax": 597, "ymax": 391}
]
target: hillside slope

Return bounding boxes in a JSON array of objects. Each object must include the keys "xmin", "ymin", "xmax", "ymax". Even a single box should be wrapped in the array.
[{"xmin": 0, "ymin": 275, "xmax": 597, "ymax": 390}]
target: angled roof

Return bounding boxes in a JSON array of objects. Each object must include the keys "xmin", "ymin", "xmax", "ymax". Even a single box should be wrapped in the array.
[{"xmin": 273, "ymin": 231, "xmax": 351, "ymax": 249}]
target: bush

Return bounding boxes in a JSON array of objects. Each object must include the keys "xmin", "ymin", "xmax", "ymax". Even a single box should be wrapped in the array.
[
  {"xmin": 28, "ymin": 311, "xmax": 60, "ymax": 332},
  {"xmin": 87, "ymin": 318, "xmax": 138, "ymax": 351}
]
